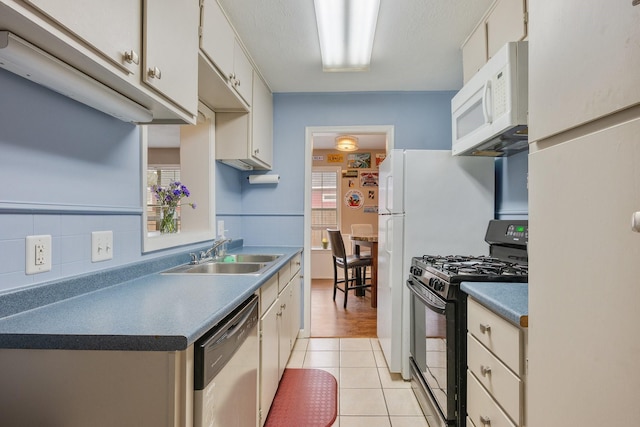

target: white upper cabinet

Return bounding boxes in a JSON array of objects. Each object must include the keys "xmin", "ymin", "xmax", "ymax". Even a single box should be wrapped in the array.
[
  {"xmin": 486, "ymin": 0, "xmax": 527, "ymax": 60},
  {"xmin": 462, "ymin": 0, "xmax": 527, "ymax": 84},
  {"xmin": 143, "ymin": 0, "xmax": 199, "ymax": 117},
  {"xmin": 24, "ymin": 0, "xmax": 141, "ymax": 76},
  {"xmin": 200, "ymin": 0, "xmax": 235, "ymax": 80},
  {"xmin": 251, "ymin": 70, "xmax": 274, "ymax": 168},
  {"xmin": 232, "ymin": 39, "xmax": 253, "ymax": 105},
  {"xmin": 0, "ymin": 0, "xmax": 199, "ymax": 123},
  {"xmin": 215, "ymin": 71, "xmax": 273, "ymax": 170},
  {"xmin": 462, "ymin": 22, "xmax": 487, "ymax": 84},
  {"xmin": 199, "ymin": 0, "xmax": 253, "ymax": 109},
  {"xmin": 528, "ymin": 0, "xmax": 640, "ymax": 142}
]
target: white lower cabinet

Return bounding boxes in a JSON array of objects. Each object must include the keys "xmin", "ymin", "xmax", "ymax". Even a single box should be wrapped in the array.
[
  {"xmin": 467, "ymin": 370, "xmax": 516, "ymax": 427},
  {"xmin": 467, "ymin": 297, "xmax": 527, "ymax": 427},
  {"xmin": 259, "ymin": 254, "xmax": 302, "ymax": 426},
  {"xmin": 259, "ymin": 295, "xmax": 280, "ymax": 426},
  {"xmin": 0, "ymin": 346, "xmax": 194, "ymax": 427}
]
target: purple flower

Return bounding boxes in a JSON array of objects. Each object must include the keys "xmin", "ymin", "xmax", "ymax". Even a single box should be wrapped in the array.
[{"xmin": 152, "ymin": 181, "xmax": 196, "ymax": 210}]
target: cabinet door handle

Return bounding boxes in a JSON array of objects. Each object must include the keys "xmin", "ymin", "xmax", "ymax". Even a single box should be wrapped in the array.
[
  {"xmin": 148, "ymin": 66, "xmax": 162, "ymax": 79},
  {"xmin": 123, "ymin": 49, "xmax": 139, "ymax": 65},
  {"xmin": 480, "ymin": 365, "xmax": 492, "ymax": 376},
  {"xmin": 479, "ymin": 323, "xmax": 491, "ymax": 333},
  {"xmin": 480, "ymin": 415, "xmax": 491, "ymax": 425}
]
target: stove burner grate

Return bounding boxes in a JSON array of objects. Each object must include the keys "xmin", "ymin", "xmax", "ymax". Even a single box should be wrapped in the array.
[{"xmin": 418, "ymin": 255, "xmax": 528, "ymax": 278}]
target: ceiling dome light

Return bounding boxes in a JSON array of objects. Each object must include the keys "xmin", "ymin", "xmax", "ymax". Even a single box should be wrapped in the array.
[{"xmin": 335, "ymin": 135, "xmax": 359, "ymax": 151}]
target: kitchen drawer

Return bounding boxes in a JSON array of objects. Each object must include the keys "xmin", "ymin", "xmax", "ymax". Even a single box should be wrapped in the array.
[
  {"xmin": 468, "ymin": 333, "xmax": 522, "ymax": 422},
  {"xmin": 468, "ymin": 297, "xmax": 522, "ymax": 374},
  {"xmin": 278, "ymin": 262, "xmax": 292, "ymax": 293},
  {"xmin": 261, "ymin": 275, "xmax": 278, "ymax": 315},
  {"xmin": 467, "ymin": 370, "xmax": 516, "ymax": 427}
]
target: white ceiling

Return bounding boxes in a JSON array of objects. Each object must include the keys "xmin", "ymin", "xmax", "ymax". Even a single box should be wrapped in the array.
[{"xmin": 218, "ymin": 0, "xmax": 493, "ymax": 93}]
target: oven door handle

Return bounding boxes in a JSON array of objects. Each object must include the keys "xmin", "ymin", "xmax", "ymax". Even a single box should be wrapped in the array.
[{"xmin": 407, "ymin": 278, "xmax": 446, "ymax": 314}]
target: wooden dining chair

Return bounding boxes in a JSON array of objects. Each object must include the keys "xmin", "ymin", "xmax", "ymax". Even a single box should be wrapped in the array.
[{"xmin": 326, "ymin": 229, "xmax": 372, "ymax": 308}]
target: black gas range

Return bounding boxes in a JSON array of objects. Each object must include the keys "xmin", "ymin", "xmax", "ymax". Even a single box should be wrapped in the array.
[
  {"xmin": 409, "ymin": 254, "xmax": 528, "ymax": 301},
  {"xmin": 407, "ymin": 220, "xmax": 528, "ymax": 427}
]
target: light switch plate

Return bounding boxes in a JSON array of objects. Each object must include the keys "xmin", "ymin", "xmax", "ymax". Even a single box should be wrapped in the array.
[
  {"xmin": 26, "ymin": 235, "xmax": 52, "ymax": 274},
  {"xmin": 92, "ymin": 231, "xmax": 113, "ymax": 262}
]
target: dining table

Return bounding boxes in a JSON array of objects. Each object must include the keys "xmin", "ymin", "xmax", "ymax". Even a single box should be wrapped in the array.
[{"xmin": 350, "ymin": 234, "xmax": 378, "ymax": 308}]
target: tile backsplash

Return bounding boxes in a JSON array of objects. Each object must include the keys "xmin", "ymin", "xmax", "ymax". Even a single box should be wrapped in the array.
[{"xmin": 0, "ymin": 213, "xmax": 141, "ymax": 293}]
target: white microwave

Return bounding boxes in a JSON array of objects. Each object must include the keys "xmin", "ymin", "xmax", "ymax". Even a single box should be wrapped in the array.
[{"xmin": 451, "ymin": 41, "xmax": 528, "ymax": 157}]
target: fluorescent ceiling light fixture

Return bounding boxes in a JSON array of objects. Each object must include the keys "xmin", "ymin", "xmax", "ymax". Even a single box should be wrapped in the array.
[
  {"xmin": 314, "ymin": 0, "xmax": 380, "ymax": 72},
  {"xmin": 335, "ymin": 135, "xmax": 359, "ymax": 151},
  {"xmin": 0, "ymin": 31, "xmax": 153, "ymax": 123}
]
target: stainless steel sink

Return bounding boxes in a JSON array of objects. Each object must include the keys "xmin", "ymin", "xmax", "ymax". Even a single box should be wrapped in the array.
[
  {"xmin": 222, "ymin": 254, "xmax": 282, "ymax": 263},
  {"xmin": 163, "ymin": 260, "xmax": 274, "ymax": 275},
  {"xmin": 184, "ymin": 262, "xmax": 268, "ymax": 274},
  {"xmin": 162, "ymin": 253, "xmax": 282, "ymax": 276}
]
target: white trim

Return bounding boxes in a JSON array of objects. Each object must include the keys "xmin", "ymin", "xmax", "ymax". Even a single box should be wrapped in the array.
[{"xmin": 302, "ymin": 125, "xmax": 394, "ymax": 338}]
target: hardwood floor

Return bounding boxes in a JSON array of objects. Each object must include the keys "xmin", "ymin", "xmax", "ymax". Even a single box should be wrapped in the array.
[{"xmin": 310, "ymin": 279, "xmax": 377, "ymax": 338}]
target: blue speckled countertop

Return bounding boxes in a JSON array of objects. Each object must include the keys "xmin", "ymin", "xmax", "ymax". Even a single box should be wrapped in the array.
[
  {"xmin": 0, "ymin": 245, "xmax": 301, "ymax": 351},
  {"xmin": 461, "ymin": 282, "xmax": 528, "ymax": 327}
]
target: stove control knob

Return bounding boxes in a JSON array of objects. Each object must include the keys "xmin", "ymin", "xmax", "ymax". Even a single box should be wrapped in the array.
[{"xmin": 433, "ymin": 280, "xmax": 445, "ymax": 291}]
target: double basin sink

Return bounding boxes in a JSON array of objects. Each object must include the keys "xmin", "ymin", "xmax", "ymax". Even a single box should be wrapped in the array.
[{"xmin": 163, "ymin": 253, "xmax": 282, "ymax": 276}]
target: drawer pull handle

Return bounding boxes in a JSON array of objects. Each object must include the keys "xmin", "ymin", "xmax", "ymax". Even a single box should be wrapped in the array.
[
  {"xmin": 480, "ymin": 365, "xmax": 492, "ymax": 376},
  {"xmin": 480, "ymin": 415, "xmax": 491, "ymax": 425},
  {"xmin": 479, "ymin": 323, "xmax": 491, "ymax": 333}
]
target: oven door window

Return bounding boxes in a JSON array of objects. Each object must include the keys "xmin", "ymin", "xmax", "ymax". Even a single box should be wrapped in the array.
[{"xmin": 410, "ymin": 280, "xmax": 457, "ymax": 421}]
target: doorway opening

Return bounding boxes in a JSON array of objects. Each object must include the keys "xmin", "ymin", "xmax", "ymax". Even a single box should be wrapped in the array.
[{"xmin": 303, "ymin": 125, "xmax": 394, "ymax": 338}]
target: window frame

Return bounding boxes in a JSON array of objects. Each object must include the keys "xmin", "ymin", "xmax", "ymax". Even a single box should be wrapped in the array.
[
  {"xmin": 140, "ymin": 103, "xmax": 216, "ymax": 253},
  {"xmin": 311, "ymin": 166, "xmax": 341, "ymax": 249}
]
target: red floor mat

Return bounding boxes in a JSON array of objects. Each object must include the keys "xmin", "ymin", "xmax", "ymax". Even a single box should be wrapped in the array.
[{"xmin": 265, "ymin": 368, "xmax": 338, "ymax": 427}]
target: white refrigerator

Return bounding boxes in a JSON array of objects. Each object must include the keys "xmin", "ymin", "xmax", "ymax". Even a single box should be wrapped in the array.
[{"xmin": 377, "ymin": 149, "xmax": 495, "ymax": 379}]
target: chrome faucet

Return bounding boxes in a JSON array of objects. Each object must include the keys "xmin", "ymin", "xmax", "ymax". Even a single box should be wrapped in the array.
[{"xmin": 202, "ymin": 238, "xmax": 232, "ymax": 261}]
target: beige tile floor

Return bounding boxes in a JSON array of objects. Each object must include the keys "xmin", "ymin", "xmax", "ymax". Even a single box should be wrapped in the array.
[{"xmin": 286, "ymin": 337, "xmax": 435, "ymax": 427}]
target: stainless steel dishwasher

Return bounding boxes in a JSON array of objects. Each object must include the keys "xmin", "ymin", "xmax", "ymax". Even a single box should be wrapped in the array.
[{"xmin": 194, "ymin": 294, "xmax": 259, "ymax": 427}]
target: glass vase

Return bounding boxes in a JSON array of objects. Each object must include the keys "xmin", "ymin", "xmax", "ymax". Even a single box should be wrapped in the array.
[{"xmin": 160, "ymin": 206, "xmax": 178, "ymax": 234}]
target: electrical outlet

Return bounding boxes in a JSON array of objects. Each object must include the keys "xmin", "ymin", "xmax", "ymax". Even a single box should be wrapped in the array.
[
  {"xmin": 92, "ymin": 231, "xmax": 113, "ymax": 262},
  {"xmin": 26, "ymin": 235, "xmax": 52, "ymax": 274}
]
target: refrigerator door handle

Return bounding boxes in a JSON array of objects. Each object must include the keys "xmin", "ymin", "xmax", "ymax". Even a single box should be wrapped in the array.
[
  {"xmin": 385, "ymin": 175, "xmax": 393, "ymax": 213},
  {"xmin": 384, "ymin": 217, "xmax": 392, "ymax": 255}
]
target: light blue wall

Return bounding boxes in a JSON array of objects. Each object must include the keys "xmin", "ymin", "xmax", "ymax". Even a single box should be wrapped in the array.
[
  {"xmin": 0, "ymin": 70, "xmax": 207, "ymax": 292},
  {"xmin": 0, "ymin": 70, "xmax": 528, "ymax": 294},
  {"xmin": 234, "ymin": 91, "xmax": 459, "ymax": 246}
]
